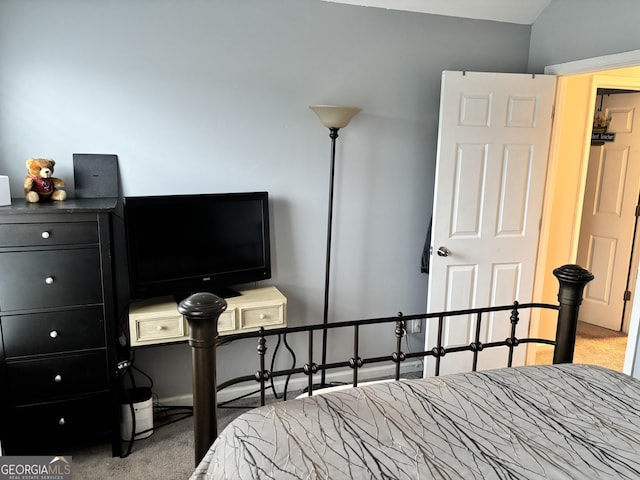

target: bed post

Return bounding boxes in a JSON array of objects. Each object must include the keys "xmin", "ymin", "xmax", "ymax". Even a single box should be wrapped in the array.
[
  {"xmin": 178, "ymin": 292, "xmax": 227, "ymax": 467},
  {"xmin": 552, "ymin": 264, "xmax": 594, "ymax": 364}
]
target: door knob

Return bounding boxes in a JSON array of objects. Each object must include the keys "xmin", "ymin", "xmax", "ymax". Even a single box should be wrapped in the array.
[{"xmin": 437, "ymin": 246, "xmax": 451, "ymax": 257}]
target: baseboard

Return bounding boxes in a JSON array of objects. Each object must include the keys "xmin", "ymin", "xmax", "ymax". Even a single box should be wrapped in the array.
[{"xmin": 157, "ymin": 359, "xmax": 423, "ymax": 407}]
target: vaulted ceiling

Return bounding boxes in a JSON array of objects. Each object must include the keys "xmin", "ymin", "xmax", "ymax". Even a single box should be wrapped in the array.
[{"xmin": 319, "ymin": 0, "xmax": 553, "ymax": 25}]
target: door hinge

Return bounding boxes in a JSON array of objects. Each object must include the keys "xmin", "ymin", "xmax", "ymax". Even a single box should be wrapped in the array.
[
  {"xmin": 624, "ymin": 290, "xmax": 632, "ymax": 301},
  {"xmin": 636, "ymin": 204, "xmax": 640, "ymax": 217}
]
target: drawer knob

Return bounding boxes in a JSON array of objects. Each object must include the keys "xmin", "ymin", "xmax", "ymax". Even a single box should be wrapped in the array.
[
  {"xmin": 41, "ymin": 231, "xmax": 51, "ymax": 239},
  {"xmin": 45, "ymin": 276, "xmax": 55, "ymax": 285},
  {"xmin": 58, "ymin": 417, "xmax": 66, "ymax": 426},
  {"xmin": 260, "ymin": 314, "xmax": 266, "ymax": 320},
  {"xmin": 54, "ymin": 374, "xmax": 62, "ymax": 383},
  {"xmin": 156, "ymin": 325, "xmax": 165, "ymax": 331},
  {"xmin": 49, "ymin": 330, "xmax": 58, "ymax": 338}
]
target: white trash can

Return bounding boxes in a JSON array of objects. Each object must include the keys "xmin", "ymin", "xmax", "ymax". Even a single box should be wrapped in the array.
[{"xmin": 120, "ymin": 387, "xmax": 154, "ymax": 441}]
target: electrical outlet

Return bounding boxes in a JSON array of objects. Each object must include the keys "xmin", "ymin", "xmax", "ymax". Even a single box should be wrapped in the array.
[{"xmin": 407, "ymin": 319, "xmax": 422, "ymax": 334}]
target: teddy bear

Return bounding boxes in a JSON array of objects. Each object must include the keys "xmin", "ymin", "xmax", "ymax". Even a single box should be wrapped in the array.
[{"xmin": 24, "ymin": 158, "xmax": 67, "ymax": 203}]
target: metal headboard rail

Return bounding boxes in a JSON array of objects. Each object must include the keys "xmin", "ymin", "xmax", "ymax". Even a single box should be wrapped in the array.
[
  {"xmin": 214, "ymin": 301, "xmax": 559, "ymax": 400},
  {"xmin": 178, "ymin": 264, "xmax": 594, "ymax": 466}
]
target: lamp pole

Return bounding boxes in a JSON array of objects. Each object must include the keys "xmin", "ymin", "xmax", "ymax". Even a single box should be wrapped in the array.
[
  {"xmin": 309, "ymin": 105, "xmax": 362, "ymax": 389},
  {"xmin": 320, "ymin": 126, "xmax": 340, "ymax": 387}
]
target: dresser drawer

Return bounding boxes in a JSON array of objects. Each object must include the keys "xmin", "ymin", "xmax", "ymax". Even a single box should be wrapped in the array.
[
  {"xmin": 6, "ymin": 350, "xmax": 108, "ymax": 405},
  {"xmin": 0, "ymin": 248, "xmax": 103, "ymax": 311},
  {"xmin": 2, "ymin": 307, "xmax": 105, "ymax": 358},
  {"xmin": 2, "ymin": 394, "xmax": 112, "ymax": 455},
  {"xmin": 0, "ymin": 222, "xmax": 98, "ymax": 247}
]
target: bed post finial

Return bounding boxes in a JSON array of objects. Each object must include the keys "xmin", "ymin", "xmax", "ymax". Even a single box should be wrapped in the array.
[
  {"xmin": 552, "ymin": 264, "xmax": 594, "ymax": 364},
  {"xmin": 178, "ymin": 292, "xmax": 227, "ymax": 467}
]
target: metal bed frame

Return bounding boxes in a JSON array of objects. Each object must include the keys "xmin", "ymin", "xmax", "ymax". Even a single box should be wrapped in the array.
[{"xmin": 179, "ymin": 264, "xmax": 594, "ymax": 466}]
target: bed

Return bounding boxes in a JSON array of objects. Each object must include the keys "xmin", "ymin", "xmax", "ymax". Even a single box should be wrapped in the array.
[
  {"xmin": 179, "ymin": 264, "xmax": 640, "ymax": 478},
  {"xmin": 191, "ymin": 364, "xmax": 640, "ymax": 479}
]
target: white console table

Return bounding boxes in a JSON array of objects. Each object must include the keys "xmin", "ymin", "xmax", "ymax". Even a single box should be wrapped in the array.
[{"xmin": 128, "ymin": 286, "xmax": 286, "ymax": 347}]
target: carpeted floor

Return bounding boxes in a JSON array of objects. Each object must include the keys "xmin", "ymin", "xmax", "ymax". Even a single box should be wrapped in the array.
[
  {"xmin": 72, "ymin": 413, "xmax": 195, "ymax": 479},
  {"xmin": 535, "ymin": 320, "xmax": 628, "ymax": 371},
  {"xmin": 70, "ymin": 321, "xmax": 628, "ymax": 478},
  {"xmin": 71, "ymin": 405, "xmax": 248, "ymax": 480}
]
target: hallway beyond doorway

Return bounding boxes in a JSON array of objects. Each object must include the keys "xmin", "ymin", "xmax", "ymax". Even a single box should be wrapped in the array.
[{"xmin": 536, "ymin": 321, "xmax": 627, "ymax": 371}]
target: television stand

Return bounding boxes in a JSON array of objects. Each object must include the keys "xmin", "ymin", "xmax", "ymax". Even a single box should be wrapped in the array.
[{"xmin": 128, "ymin": 286, "xmax": 287, "ymax": 347}]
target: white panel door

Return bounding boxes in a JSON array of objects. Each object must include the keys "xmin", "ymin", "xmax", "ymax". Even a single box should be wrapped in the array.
[
  {"xmin": 577, "ymin": 92, "xmax": 640, "ymax": 332},
  {"xmin": 425, "ymin": 71, "xmax": 556, "ymax": 376}
]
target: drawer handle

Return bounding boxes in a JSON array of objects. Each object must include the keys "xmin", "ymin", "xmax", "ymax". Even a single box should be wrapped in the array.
[
  {"xmin": 54, "ymin": 374, "xmax": 62, "ymax": 383},
  {"xmin": 45, "ymin": 276, "xmax": 55, "ymax": 285},
  {"xmin": 41, "ymin": 231, "xmax": 51, "ymax": 239},
  {"xmin": 58, "ymin": 417, "xmax": 66, "ymax": 426},
  {"xmin": 156, "ymin": 325, "xmax": 165, "ymax": 331},
  {"xmin": 259, "ymin": 314, "xmax": 266, "ymax": 320},
  {"xmin": 50, "ymin": 330, "xmax": 58, "ymax": 338}
]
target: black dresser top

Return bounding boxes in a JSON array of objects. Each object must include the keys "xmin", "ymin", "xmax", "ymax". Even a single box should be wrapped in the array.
[{"xmin": 0, "ymin": 197, "xmax": 120, "ymax": 215}]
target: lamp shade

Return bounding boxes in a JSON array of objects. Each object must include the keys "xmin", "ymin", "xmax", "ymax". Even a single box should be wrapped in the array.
[{"xmin": 309, "ymin": 105, "xmax": 362, "ymax": 129}]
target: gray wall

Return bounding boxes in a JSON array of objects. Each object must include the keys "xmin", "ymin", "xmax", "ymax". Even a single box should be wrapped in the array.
[
  {"xmin": 0, "ymin": 0, "xmax": 531, "ymax": 398},
  {"xmin": 529, "ymin": 0, "xmax": 640, "ymax": 72}
]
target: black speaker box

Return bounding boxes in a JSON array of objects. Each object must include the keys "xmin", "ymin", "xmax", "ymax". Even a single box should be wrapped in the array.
[{"xmin": 73, "ymin": 154, "xmax": 119, "ymax": 198}]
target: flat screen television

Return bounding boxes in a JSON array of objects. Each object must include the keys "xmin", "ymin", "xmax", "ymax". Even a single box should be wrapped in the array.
[{"xmin": 124, "ymin": 192, "xmax": 271, "ymax": 301}]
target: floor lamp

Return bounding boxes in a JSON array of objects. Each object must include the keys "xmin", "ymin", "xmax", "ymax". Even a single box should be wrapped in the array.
[{"xmin": 309, "ymin": 105, "xmax": 362, "ymax": 387}]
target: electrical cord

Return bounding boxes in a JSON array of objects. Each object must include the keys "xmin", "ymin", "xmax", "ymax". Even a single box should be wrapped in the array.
[
  {"xmin": 403, "ymin": 321, "xmax": 425, "ymax": 373},
  {"xmin": 117, "ymin": 352, "xmax": 156, "ymax": 458},
  {"xmin": 117, "ymin": 362, "xmax": 136, "ymax": 458}
]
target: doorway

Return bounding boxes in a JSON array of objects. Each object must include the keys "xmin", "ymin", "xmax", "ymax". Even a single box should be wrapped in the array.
[
  {"xmin": 533, "ymin": 58, "xmax": 640, "ymax": 377},
  {"xmin": 577, "ymin": 90, "xmax": 640, "ymax": 336}
]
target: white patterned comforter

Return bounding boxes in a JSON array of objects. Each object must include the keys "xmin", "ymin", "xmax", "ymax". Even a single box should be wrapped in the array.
[{"xmin": 190, "ymin": 364, "xmax": 640, "ymax": 479}]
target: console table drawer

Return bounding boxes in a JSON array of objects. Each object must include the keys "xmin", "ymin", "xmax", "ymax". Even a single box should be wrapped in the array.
[
  {"xmin": 2, "ymin": 307, "xmax": 105, "ymax": 358},
  {"xmin": 218, "ymin": 309, "xmax": 236, "ymax": 333},
  {"xmin": 129, "ymin": 296, "xmax": 186, "ymax": 346},
  {"xmin": 240, "ymin": 304, "xmax": 285, "ymax": 329},
  {"xmin": 0, "ymin": 248, "xmax": 103, "ymax": 311},
  {"xmin": 0, "ymin": 222, "xmax": 98, "ymax": 247},
  {"xmin": 134, "ymin": 315, "xmax": 186, "ymax": 344},
  {"xmin": 130, "ymin": 307, "xmax": 237, "ymax": 344},
  {"xmin": 7, "ymin": 350, "xmax": 108, "ymax": 405}
]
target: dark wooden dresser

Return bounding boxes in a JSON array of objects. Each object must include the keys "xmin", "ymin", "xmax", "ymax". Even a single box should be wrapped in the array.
[{"xmin": 0, "ymin": 198, "xmax": 128, "ymax": 456}]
